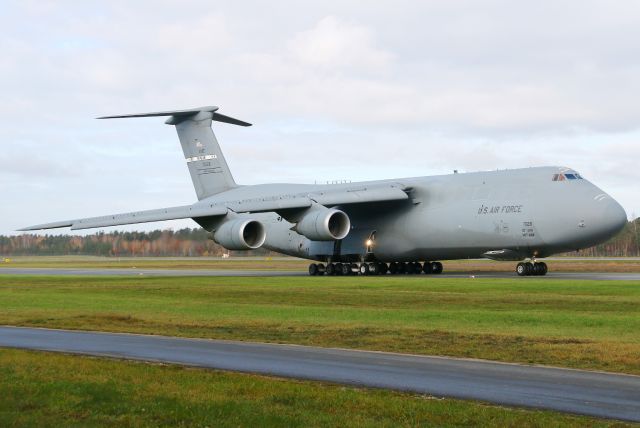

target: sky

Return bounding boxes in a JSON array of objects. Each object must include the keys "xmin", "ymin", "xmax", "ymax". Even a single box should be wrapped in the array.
[{"xmin": 1, "ymin": 0, "xmax": 639, "ymax": 235}]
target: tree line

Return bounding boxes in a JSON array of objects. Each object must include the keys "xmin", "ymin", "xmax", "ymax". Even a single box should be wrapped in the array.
[
  {"xmin": 1, "ymin": 220, "xmax": 639, "ymax": 257},
  {"xmin": 0, "ymin": 229, "xmax": 271, "ymax": 257}
]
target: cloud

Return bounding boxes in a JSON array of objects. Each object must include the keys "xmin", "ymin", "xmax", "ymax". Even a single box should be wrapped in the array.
[
  {"xmin": 287, "ymin": 16, "xmax": 392, "ymax": 71},
  {"xmin": 1, "ymin": 1, "xmax": 639, "ymax": 233}
]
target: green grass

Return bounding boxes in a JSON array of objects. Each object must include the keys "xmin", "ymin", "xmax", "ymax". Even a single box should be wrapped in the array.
[
  {"xmin": 1, "ymin": 275, "xmax": 640, "ymax": 373},
  {"xmin": 0, "ymin": 348, "xmax": 632, "ymax": 427}
]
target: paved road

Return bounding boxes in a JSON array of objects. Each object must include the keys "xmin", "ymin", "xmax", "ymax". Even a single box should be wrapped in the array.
[
  {"xmin": 1, "ymin": 267, "xmax": 640, "ymax": 280},
  {"xmin": 1, "ymin": 326, "xmax": 639, "ymax": 421}
]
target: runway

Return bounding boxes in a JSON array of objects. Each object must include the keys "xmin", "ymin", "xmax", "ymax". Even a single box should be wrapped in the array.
[
  {"xmin": 2, "ymin": 267, "xmax": 640, "ymax": 280},
  {"xmin": 1, "ymin": 326, "xmax": 639, "ymax": 422}
]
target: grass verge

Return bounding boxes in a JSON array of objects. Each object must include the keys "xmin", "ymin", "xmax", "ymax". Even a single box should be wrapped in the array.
[
  {"xmin": 0, "ymin": 348, "xmax": 632, "ymax": 427},
  {"xmin": 1, "ymin": 275, "xmax": 639, "ymax": 374}
]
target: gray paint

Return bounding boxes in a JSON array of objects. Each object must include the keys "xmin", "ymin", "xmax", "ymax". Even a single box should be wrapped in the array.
[
  {"xmin": 19, "ymin": 107, "xmax": 628, "ymax": 265},
  {"xmin": 1, "ymin": 326, "xmax": 639, "ymax": 422}
]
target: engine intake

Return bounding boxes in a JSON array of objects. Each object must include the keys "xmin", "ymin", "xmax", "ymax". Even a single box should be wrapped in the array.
[
  {"xmin": 213, "ymin": 218, "xmax": 266, "ymax": 250},
  {"xmin": 296, "ymin": 207, "xmax": 351, "ymax": 241}
]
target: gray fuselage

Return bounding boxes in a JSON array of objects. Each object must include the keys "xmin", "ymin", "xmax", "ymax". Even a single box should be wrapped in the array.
[{"xmin": 196, "ymin": 166, "xmax": 627, "ymax": 262}]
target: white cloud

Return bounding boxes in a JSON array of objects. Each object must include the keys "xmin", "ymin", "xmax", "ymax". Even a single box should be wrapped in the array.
[
  {"xmin": 0, "ymin": 0, "xmax": 639, "ymax": 234},
  {"xmin": 287, "ymin": 16, "xmax": 392, "ymax": 71}
]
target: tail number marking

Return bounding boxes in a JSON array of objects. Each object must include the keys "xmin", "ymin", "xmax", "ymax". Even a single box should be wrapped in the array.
[{"xmin": 186, "ymin": 155, "xmax": 218, "ymax": 163}]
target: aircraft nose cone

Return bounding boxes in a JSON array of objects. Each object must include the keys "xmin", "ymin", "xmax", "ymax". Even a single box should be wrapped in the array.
[
  {"xmin": 604, "ymin": 198, "xmax": 628, "ymax": 235},
  {"xmin": 587, "ymin": 196, "xmax": 627, "ymax": 242}
]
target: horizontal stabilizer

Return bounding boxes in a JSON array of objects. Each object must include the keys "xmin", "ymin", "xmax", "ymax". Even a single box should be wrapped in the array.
[{"xmin": 97, "ymin": 106, "xmax": 251, "ymax": 127}]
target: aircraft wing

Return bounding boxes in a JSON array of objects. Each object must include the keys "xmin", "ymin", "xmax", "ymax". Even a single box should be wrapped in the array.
[
  {"xmin": 18, "ymin": 204, "xmax": 229, "ymax": 231},
  {"xmin": 19, "ymin": 183, "xmax": 409, "ymax": 231}
]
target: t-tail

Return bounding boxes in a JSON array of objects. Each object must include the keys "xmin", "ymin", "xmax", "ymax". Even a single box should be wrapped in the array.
[{"xmin": 98, "ymin": 106, "xmax": 251, "ymax": 200}]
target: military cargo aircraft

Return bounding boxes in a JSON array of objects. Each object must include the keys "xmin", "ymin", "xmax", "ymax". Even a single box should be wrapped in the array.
[{"xmin": 20, "ymin": 106, "xmax": 628, "ymax": 276}]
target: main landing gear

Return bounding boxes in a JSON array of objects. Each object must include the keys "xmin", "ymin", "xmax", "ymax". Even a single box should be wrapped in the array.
[
  {"xmin": 308, "ymin": 261, "xmax": 444, "ymax": 276},
  {"xmin": 516, "ymin": 261, "xmax": 548, "ymax": 276}
]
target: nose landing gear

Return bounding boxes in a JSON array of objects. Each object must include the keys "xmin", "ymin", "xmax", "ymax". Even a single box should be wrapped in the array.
[{"xmin": 516, "ymin": 261, "xmax": 548, "ymax": 276}]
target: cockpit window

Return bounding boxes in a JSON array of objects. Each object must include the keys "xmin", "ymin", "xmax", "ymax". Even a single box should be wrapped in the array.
[{"xmin": 552, "ymin": 172, "xmax": 583, "ymax": 181}]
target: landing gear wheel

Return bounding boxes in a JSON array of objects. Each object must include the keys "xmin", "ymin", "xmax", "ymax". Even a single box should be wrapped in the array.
[
  {"xmin": 335, "ymin": 263, "xmax": 343, "ymax": 276},
  {"xmin": 432, "ymin": 262, "xmax": 443, "ymax": 274},
  {"xmin": 406, "ymin": 262, "xmax": 416, "ymax": 275},
  {"xmin": 368, "ymin": 262, "xmax": 380, "ymax": 275},
  {"xmin": 398, "ymin": 262, "xmax": 407, "ymax": 274},
  {"xmin": 378, "ymin": 263, "xmax": 388, "ymax": 275},
  {"xmin": 359, "ymin": 263, "xmax": 370, "ymax": 275},
  {"xmin": 341, "ymin": 263, "xmax": 351, "ymax": 276},
  {"xmin": 389, "ymin": 262, "xmax": 398, "ymax": 275},
  {"xmin": 533, "ymin": 262, "xmax": 548, "ymax": 276},
  {"xmin": 524, "ymin": 262, "xmax": 534, "ymax": 275},
  {"xmin": 413, "ymin": 262, "xmax": 423, "ymax": 274},
  {"xmin": 326, "ymin": 263, "xmax": 336, "ymax": 276},
  {"xmin": 532, "ymin": 263, "xmax": 543, "ymax": 276},
  {"xmin": 422, "ymin": 261, "xmax": 433, "ymax": 274},
  {"xmin": 308, "ymin": 263, "xmax": 318, "ymax": 276},
  {"xmin": 350, "ymin": 263, "xmax": 359, "ymax": 275},
  {"xmin": 516, "ymin": 262, "xmax": 527, "ymax": 276},
  {"xmin": 540, "ymin": 262, "xmax": 548, "ymax": 275}
]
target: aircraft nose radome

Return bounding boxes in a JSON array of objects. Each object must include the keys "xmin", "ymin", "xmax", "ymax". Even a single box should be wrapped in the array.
[
  {"xmin": 590, "ymin": 197, "xmax": 627, "ymax": 241},
  {"xmin": 604, "ymin": 198, "xmax": 627, "ymax": 234}
]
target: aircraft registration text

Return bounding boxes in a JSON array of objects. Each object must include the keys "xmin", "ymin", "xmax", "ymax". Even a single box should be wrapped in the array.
[{"xmin": 477, "ymin": 204, "xmax": 523, "ymax": 215}]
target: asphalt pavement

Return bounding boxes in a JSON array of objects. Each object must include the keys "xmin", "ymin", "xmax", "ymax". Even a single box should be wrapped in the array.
[{"xmin": 1, "ymin": 326, "xmax": 639, "ymax": 422}]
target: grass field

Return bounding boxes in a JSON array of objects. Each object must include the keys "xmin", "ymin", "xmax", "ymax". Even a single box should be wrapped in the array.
[
  {"xmin": 1, "ymin": 275, "xmax": 639, "ymax": 374},
  {"xmin": 3, "ymin": 255, "xmax": 640, "ymax": 272},
  {"xmin": 0, "ymin": 348, "xmax": 632, "ymax": 427}
]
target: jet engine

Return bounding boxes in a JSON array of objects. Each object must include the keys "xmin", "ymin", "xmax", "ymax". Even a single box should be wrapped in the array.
[
  {"xmin": 295, "ymin": 206, "xmax": 351, "ymax": 241},
  {"xmin": 213, "ymin": 218, "xmax": 266, "ymax": 250}
]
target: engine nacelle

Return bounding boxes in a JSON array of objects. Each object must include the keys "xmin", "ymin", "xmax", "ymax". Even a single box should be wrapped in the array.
[
  {"xmin": 295, "ymin": 207, "xmax": 351, "ymax": 241},
  {"xmin": 213, "ymin": 218, "xmax": 266, "ymax": 250}
]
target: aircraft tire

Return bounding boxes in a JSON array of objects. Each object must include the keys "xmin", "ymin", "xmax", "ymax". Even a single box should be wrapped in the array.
[
  {"xmin": 316, "ymin": 263, "xmax": 326, "ymax": 275},
  {"xmin": 432, "ymin": 261, "xmax": 443, "ymax": 274},
  {"xmin": 397, "ymin": 262, "xmax": 407, "ymax": 274},
  {"xmin": 532, "ymin": 263, "xmax": 543, "ymax": 276},
  {"xmin": 389, "ymin": 262, "xmax": 398, "ymax": 274},
  {"xmin": 359, "ymin": 263, "xmax": 370, "ymax": 275},
  {"xmin": 516, "ymin": 262, "xmax": 527, "ymax": 276},
  {"xmin": 378, "ymin": 262, "xmax": 388, "ymax": 275},
  {"xmin": 406, "ymin": 262, "xmax": 415, "ymax": 274},
  {"xmin": 369, "ymin": 262, "xmax": 380, "ymax": 275},
  {"xmin": 423, "ymin": 261, "xmax": 433, "ymax": 274},
  {"xmin": 326, "ymin": 263, "xmax": 336, "ymax": 276},
  {"xmin": 350, "ymin": 263, "xmax": 359, "ymax": 274},
  {"xmin": 540, "ymin": 262, "xmax": 548, "ymax": 275},
  {"xmin": 524, "ymin": 262, "xmax": 534, "ymax": 275},
  {"xmin": 532, "ymin": 262, "xmax": 548, "ymax": 276},
  {"xmin": 341, "ymin": 263, "xmax": 351, "ymax": 276},
  {"xmin": 414, "ymin": 262, "xmax": 423, "ymax": 274},
  {"xmin": 308, "ymin": 263, "xmax": 318, "ymax": 276},
  {"xmin": 335, "ymin": 263, "xmax": 343, "ymax": 276}
]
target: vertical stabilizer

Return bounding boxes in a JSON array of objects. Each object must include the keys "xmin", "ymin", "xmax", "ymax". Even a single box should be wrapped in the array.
[{"xmin": 98, "ymin": 106, "xmax": 251, "ymax": 200}]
